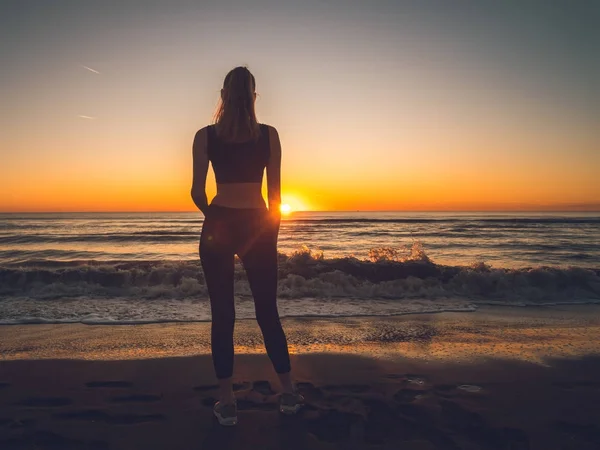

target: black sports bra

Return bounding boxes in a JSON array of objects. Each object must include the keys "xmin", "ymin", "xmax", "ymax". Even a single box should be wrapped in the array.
[{"xmin": 207, "ymin": 124, "xmax": 270, "ymax": 184}]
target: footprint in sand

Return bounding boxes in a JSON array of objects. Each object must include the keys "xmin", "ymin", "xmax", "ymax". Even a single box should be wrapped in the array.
[
  {"xmin": 85, "ymin": 381, "xmax": 133, "ymax": 388},
  {"xmin": 252, "ymin": 380, "xmax": 275, "ymax": 396},
  {"xmin": 55, "ymin": 410, "xmax": 165, "ymax": 425},
  {"xmin": 193, "ymin": 384, "xmax": 219, "ymax": 392},
  {"xmin": 16, "ymin": 397, "xmax": 73, "ymax": 407},
  {"xmin": 201, "ymin": 397, "xmax": 217, "ymax": 407},
  {"xmin": 435, "ymin": 384, "xmax": 483, "ymax": 396},
  {"xmin": 194, "ymin": 382, "xmax": 253, "ymax": 394},
  {"xmin": 109, "ymin": 394, "xmax": 161, "ymax": 403},
  {"xmin": 385, "ymin": 373, "xmax": 429, "ymax": 386},
  {"xmin": 200, "ymin": 395, "xmax": 274, "ymax": 411},
  {"xmin": 296, "ymin": 382, "xmax": 324, "ymax": 401},
  {"xmin": 404, "ymin": 374, "xmax": 429, "ymax": 386},
  {"xmin": 237, "ymin": 399, "xmax": 274, "ymax": 411},
  {"xmin": 385, "ymin": 373, "xmax": 428, "ymax": 385},
  {"xmin": 233, "ymin": 381, "xmax": 252, "ymax": 391},
  {"xmin": 457, "ymin": 385, "xmax": 482, "ymax": 393},
  {"xmin": 393, "ymin": 389, "xmax": 424, "ymax": 403},
  {"xmin": 322, "ymin": 384, "xmax": 370, "ymax": 394}
]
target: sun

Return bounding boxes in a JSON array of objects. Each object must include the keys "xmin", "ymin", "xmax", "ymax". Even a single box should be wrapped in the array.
[{"xmin": 279, "ymin": 194, "xmax": 309, "ymax": 213}]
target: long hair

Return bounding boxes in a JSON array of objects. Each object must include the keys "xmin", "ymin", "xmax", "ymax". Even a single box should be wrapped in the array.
[{"xmin": 213, "ymin": 66, "xmax": 260, "ymax": 143}]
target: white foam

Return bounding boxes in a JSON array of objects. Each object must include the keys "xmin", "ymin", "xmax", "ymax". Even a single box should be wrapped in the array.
[
  {"xmin": 0, "ymin": 296, "xmax": 477, "ymax": 325},
  {"xmin": 1, "ymin": 248, "xmax": 599, "ymax": 325},
  {"xmin": 457, "ymin": 385, "xmax": 482, "ymax": 393}
]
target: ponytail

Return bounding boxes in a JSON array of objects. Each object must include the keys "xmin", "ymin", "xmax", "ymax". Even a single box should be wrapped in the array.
[{"xmin": 213, "ymin": 66, "xmax": 260, "ymax": 142}]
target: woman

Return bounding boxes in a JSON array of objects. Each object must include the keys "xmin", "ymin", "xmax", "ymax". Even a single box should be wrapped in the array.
[{"xmin": 191, "ymin": 66, "xmax": 302, "ymax": 426}]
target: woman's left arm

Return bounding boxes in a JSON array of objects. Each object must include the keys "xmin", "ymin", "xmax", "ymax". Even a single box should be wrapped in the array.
[
  {"xmin": 191, "ymin": 127, "xmax": 210, "ymax": 217},
  {"xmin": 266, "ymin": 126, "xmax": 282, "ymax": 227}
]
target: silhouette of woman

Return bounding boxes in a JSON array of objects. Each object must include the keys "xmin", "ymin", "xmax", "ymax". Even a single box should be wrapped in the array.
[{"xmin": 191, "ymin": 66, "xmax": 302, "ymax": 426}]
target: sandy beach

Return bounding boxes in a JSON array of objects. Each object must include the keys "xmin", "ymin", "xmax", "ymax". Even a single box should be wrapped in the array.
[{"xmin": 1, "ymin": 306, "xmax": 600, "ymax": 449}]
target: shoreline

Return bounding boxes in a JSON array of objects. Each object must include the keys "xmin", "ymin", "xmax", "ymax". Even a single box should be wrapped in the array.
[{"xmin": 1, "ymin": 301, "xmax": 599, "ymax": 327}]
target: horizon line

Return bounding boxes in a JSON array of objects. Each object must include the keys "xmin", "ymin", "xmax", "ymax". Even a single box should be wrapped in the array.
[{"xmin": 1, "ymin": 209, "xmax": 599, "ymax": 214}]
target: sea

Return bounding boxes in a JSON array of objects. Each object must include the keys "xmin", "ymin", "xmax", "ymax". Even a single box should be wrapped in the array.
[{"xmin": 1, "ymin": 211, "xmax": 599, "ymax": 325}]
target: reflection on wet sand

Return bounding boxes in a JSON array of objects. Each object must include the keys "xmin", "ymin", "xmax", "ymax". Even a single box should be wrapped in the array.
[{"xmin": 1, "ymin": 306, "xmax": 599, "ymax": 364}]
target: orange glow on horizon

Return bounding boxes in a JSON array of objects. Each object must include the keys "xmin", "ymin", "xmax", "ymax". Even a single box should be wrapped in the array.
[
  {"xmin": 1, "ymin": 163, "xmax": 598, "ymax": 213},
  {"xmin": 1, "ymin": 113, "xmax": 598, "ymax": 213}
]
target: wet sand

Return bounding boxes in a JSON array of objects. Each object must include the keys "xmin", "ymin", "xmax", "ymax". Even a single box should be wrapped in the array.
[{"xmin": 1, "ymin": 305, "xmax": 599, "ymax": 449}]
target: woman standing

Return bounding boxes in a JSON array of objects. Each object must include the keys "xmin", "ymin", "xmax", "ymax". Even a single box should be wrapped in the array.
[{"xmin": 191, "ymin": 66, "xmax": 302, "ymax": 426}]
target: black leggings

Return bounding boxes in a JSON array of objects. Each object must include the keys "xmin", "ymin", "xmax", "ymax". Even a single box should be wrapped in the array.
[{"xmin": 200, "ymin": 204, "xmax": 290, "ymax": 379}]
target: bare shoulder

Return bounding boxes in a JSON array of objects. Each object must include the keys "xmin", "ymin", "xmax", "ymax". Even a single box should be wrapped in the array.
[
  {"xmin": 262, "ymin": 124, "xmax": 280, "ymax": 142},
  {"xmin": 194, "ymin": 125, "xmax": 210, "ymax": 140},
  {"xmin": 193, "ymin": 126, "xmax": 210, "ymax": 154}
]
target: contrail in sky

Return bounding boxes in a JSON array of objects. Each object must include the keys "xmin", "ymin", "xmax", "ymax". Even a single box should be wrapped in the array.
[
  {"xmin": 77, "ymin": 115, "xmax": 96, "ymax": 120},
  {"xmin": 81, "ymin": 65, "xmax": 100, "ymax": 74}
]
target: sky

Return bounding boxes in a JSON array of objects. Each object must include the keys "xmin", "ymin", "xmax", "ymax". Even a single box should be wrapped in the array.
[{"xmin": 1, "ymin": 0, "xmax": 599, "ymax": 212}]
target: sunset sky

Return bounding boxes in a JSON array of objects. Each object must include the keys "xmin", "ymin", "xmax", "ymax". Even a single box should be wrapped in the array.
[{"xmin": 1, "ymin": 0, "xmax": 599, "ymax": 212}]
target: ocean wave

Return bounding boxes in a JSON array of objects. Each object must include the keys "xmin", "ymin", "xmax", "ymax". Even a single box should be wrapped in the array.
[{"xmin": 1, "ymin": 244, "xmax": 598, "ymax": 304}]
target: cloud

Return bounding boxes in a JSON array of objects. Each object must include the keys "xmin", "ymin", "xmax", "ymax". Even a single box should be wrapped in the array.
[{"xmin": 81, "ymin": 65, "xmax": 100, "ymax": 74}]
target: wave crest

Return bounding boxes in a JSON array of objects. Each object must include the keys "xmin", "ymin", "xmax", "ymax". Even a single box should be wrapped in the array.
[{"xmin": 1, "ymin": 244, "xmax": 599, "ymax": 304}]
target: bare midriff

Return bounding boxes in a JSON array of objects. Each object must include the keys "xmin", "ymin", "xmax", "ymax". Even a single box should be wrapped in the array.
[{"xmin": 211, "ymin": 182, "xmax": 266, "ymax": 209}]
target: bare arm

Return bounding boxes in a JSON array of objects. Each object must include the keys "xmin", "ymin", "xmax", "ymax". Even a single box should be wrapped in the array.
[
  {"xmin": 191, "ymin": 127, "xmax": 210, "ymax": 216},
  {"xmin": 266, "ymin": 126, "xmax": 282, "ymax": 220}
]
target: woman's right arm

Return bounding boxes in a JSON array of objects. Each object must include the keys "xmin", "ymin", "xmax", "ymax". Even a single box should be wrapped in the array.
[{"xmin": 191, "ymin": 127, "xmax": 210, "ymax": 216}]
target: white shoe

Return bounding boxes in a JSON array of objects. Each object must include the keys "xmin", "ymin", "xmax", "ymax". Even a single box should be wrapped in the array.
[
  {"xmin": 213, "ymin": 400, "xmax": 237, "ymax": 426},
  {"xmin": 279, "ymin": 393, "xmax": 304, "ymax": 415}
]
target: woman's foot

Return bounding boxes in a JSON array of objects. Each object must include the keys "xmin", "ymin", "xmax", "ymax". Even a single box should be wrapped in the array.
[
  {"xmin": 213, "ymin": 400, "xmax": 237, "ymax": 426},
  {"xmin": 279, "ymin": 392, "xmax": 304, "ymax": 415}
]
